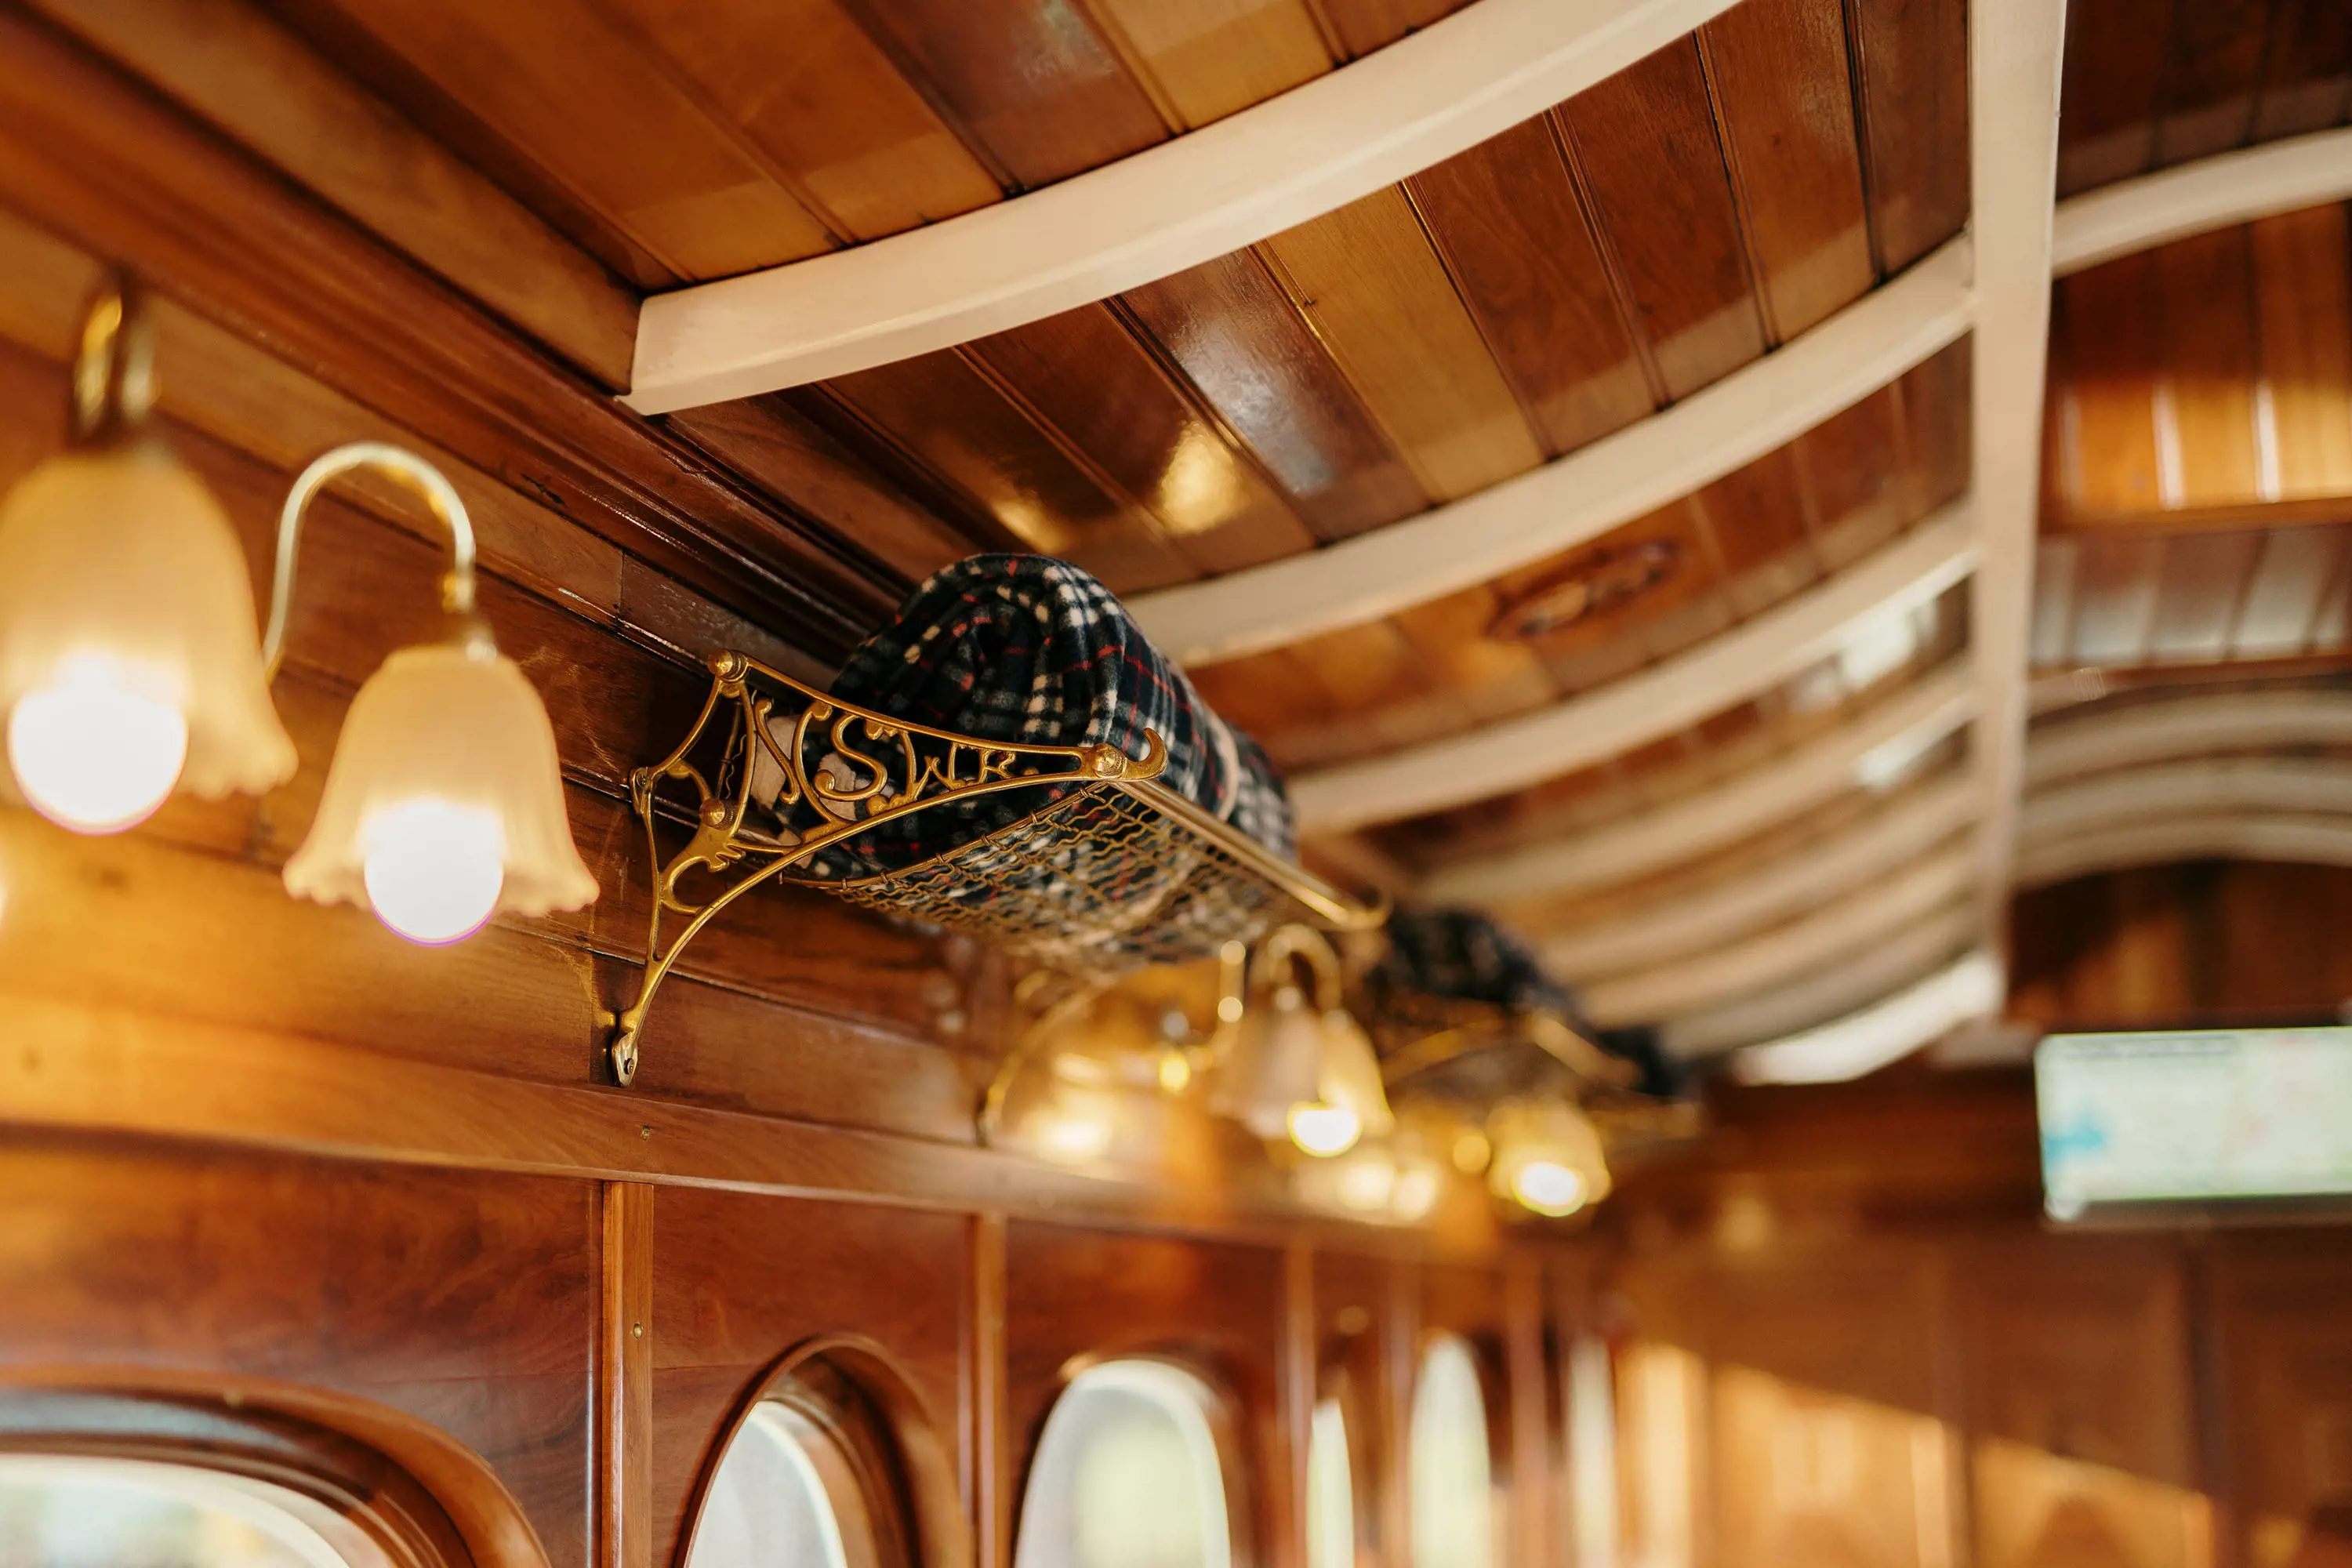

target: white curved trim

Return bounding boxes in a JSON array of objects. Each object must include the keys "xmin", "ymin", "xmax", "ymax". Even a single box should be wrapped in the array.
[
  {"xmin": 1291, "ymin": 503, "xmax": 1977, "ymax": 831},
  {"xmin": 1579, "ymin": 841, "xmax": 1973, "ymax": 1025},
  {"xmin": 1134, "ymin": 240, "xmax": 1975, "ymax": 664},
  {"xmin": 2021, "ymin": 758, "xmax": 2352, "ymax": 844},
  {"xmin": 2025, "ymin": 690, "xmax": 2352, "ymax": 790},
  {"xmin": 2051, "ymin": 126, "xmax": 2352, "ymax": 280},
  {"xmin": 1540, "ymin": 771, "xmax": 1978, "ymax": 980},
  {"xmin": 2015, "ymin": 811, "xmax": 2352, "ymax": 890},
  {"xmin": 1422, "ymin": 659, "xmax": 1976, "ymax": 903},
  {"xmin": 623, "ymin": 0, "xmax": 1746, "ymax": 412},
  {"xmin": 1728, "ymin": 950, "xmax": 2003, "ymax": 1085},
  {"xmin": 1659, "ymin": 903, "xmax": 1978, "ymax": 1058}
]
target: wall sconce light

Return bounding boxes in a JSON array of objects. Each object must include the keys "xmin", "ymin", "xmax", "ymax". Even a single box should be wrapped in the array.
[
  {"xmin": 1486, "ymin": 1097, "xmax": 1613, "ymax": 1218},
  {"xmin": 0, "ymin": 274, "xmax": 292, "ymax": 830},
  {"xmin": 979, "ymin": 980, "xmax": 1181, "ymax": 1166},
  {"xmin": 1207, "ymin": 925, "xmax": 1394, "ymax": 1158},
  {"xmin": 0, "ymin": 273, "xmax": 594, "ymax": 943}
]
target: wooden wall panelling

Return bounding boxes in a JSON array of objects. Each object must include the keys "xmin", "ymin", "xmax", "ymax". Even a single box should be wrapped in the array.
[
  {"xmin": 648, "ymin": 1189, "xmax": 973, "ymax": 1568},
  {"xmin": 1119, "ymin": 249, "xmax": 1428, "ymax": 542},
  {"xmin": 2252, "ymin": 0, "xmax": 2352, "ymax": 140},
  {"xmin": 971, "ymin": 1214, "xmax": 1013, "ymax": 1568},
  {"xmin": 824, "ymin": 350, "xmax": 1198, "ymax": 593},
  {"xmin": 2151, "ymin": 0, "xmax": 2274, "ymax": 169},
  {"xmin": 1314, "ymin": 1249, "xmax": 1401, "ymax": 1567},
  {"xmin": 2209, "ymin": 1234, "xmax": 2352, "ymax": 1567},
  {"xmin": 0, "ymin": 1137, "xmax": 601, "ymax": 1568},
  {"xmin": 1316, "ymin": 0, "xmax": 1471, "ymax": 59},
  {"xmin": 967, "ymin": 304, "xmax": 1317, "ymax": 574},
  {"xmin": 590, "ymin": 0, "xmax": 1004, "ymax": 245},
  {"xmin": 2055, "ymin": 0, "xmax": 2172, "ymax": 197},
  {"xmin": 1504, "ymin": 1259, "xmax": 1556, "ymax": 1568},
  {"xmin": 840, "ymin": 0, "xmax": 1171, "ymax": 187},
  {"xmin": 1000, "ymin": 1224, "xmax": 1292, "ymax": 1563},
  {"xmin": 1698, "ymin": 0, "xmax": 1875, "ymax": 343},
  {"xmin": 1077, "ymin": 0, "xmax": 1335, "ymax": 130},
  {"xmin": 27, "ymin": 0, "xmax": 637, "ymax": 386},
  {"xmin": 268, "ymin": 0, "xmax": 841, "ymax": 279},
  {"xmin": 1847, "ymin": 0, "xmax": 1971, "ymax": 274},
  {"xmin": 0, "ymin": 9, "xmax": 908, "ymax": 660},
  {"xmin": 598, "ymin": 1183, "xmax": 655, "ymax": 1568},
  {"xmin": 1556, "ymin": 42, "xmax": 1768, "ymax": 400},
  {"xmin": 1258, "ymin": 187, "xmax": 1547, "ymax": 503},
  {"xmin": 1405, "ymin": 114, "xmax": 1658, "ymax": 457},
  {"xmin": 1958, "ymin": 1236, "xmax": 2212, "ymax": 1568}
]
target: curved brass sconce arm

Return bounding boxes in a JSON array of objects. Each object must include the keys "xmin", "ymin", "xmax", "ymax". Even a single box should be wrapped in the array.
[
  {"xmin": 262, "ymin": 442, "xmax": 481, "ymax": 682},
  {"xmin": 1255, "ymin": 923, "xmax": 1345, "ymax": 1010},
  {"xmin": 69, "ymin": 272, "xmax": 156, "ymax": 447}
]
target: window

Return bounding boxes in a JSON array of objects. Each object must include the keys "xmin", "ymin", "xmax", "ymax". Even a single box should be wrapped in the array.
[
  {"xmin": 1306, "ymin": 1396, "xmax": 1356, "ymax": 1568},
  {"xmin": 1015, "ymin": 1360, "xmax": 1235, "ymax": 1568},
  {"xmin": 0, "ymin": 1454, "xmax": 379, "ymax": 1568},
  {"xmin": 1410, "ymin": 1336, "xmax": 1497, "ymax": 1568},
  {"xmin": 687, "ymin": 1399, "xmax": 886, "ymax": 1568}
]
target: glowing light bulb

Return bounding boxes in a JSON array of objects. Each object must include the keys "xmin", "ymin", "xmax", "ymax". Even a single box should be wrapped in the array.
[
  {"xmin": 6, "ymin": 651, "xmax": 188, "ymax": 833},
  {"xmin": 1034, "ymin": 1101, "xmax": 1115, "ymax": 1163},
  {"xmin": 1289, "ymin": 1102, "xmax": 1361, "ymax": 1158},
  {"xmin": 1158, "ymin": 1049, "xmax": 1192, "ymax": 1094},
  {"xmin": 1511, "ymin": 1160, "xmax": 1589, "ymax": 1218},
  {"xmin": 359, "ymin": 797, "xmax": 505, "ymax": 945}
]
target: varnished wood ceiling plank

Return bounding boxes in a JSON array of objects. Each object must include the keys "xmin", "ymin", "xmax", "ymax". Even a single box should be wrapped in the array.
[
  {"xmin": 28, "ymin": 0, "xmax": 637, "ymax": 388},
  {"xmin": 2252, "ymin": 0, "xmax": 2352, "ymax": 140},
  {"xmin": 2233, "ymin": 528, "xmax": 2350, "ymax": 656},
  {"xmin": 589, "ymin": 0, "xmax": 1006, "ymax": 242},
  {"xmin": 2250, "ymin": 204, "xmax": 2352, "ymax": 500},
  {"xmin": 1317, "ymin": 0, "xmax": 1474, "ymax": 56},
  {"xmin": 838, "ymin": 0, "xmax": 1171, "ymax": 189},
  {"xmin": 2154, "ymin": 227, "xmax": 2263, "ymax": 508},
  {"xmin": 2145, "ymin": 531, "xmax": 2268, "ymax": 663},
  {"xmin": 1076, "ymin": 0, "xmax": 1338, "ymax": 130},
  {"xmin": 2054, "ymin": 0, "xmax": 2173, "ymax": 198},
  {"xmin": 1555, "ymin": 38, "xmax": 1767, "ymax": 397},
  {"xmin": 1846, "ymin": 0, "xmax": 1970, "ymax": 274},
  {"xmin": 1686, "ymin": 442, "xmax": 1828, "ymax": 619},
  {"xmin": 1697, "ymin": 0, "xmax": 1876, "ymax": 342},
  {"xmin": 1257, "ymin": 187, "xmax": 1547, "ymax": 502},
  {"xmin": 2151, "ymin": 0, "xmax": 2274, "ymax": 169},
  {"xmin": 2051, "ymin": 252, "xmax": 2165, "ymax": 517},
  {"xmin": 272, "ymin": 0, "xmax": 840, "ymax": 281},
  {"xmin": 1119, "ymin": 250, "xmax": 1427, "ymax": 542},
  {"xmin": 1404, "ymin": 114, "xmax": 1657, "ymax": 459}
]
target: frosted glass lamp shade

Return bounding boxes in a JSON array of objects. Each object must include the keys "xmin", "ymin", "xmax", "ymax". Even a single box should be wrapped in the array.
[
  {"xmin": 284, "ymin": 640, "xmax": 597, "ymax": 941},
  {"xmin": 1316, "ymin": 1011, "xmax": 1396, "ymax": 1140},
  {"xmin": 1486, "ymin": 1098, "xmax": 1612, "ymax": 1217},
  {"xmin": 0, "ymin": 445, "xmax": 294, "ymax": 829},
  {"xmin": 1209, "ymin": 984, "xmax": 1327, "ymax": 1140}
]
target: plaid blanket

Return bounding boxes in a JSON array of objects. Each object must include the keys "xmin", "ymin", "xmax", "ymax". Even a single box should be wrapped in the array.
[
  {"xmin": 1374, "ymin": 909, "xmax": 1575, "ymax": 1014},
  {"xmin": 771, "ymin": 554, "xmax": 1294, "ymax": 879}
]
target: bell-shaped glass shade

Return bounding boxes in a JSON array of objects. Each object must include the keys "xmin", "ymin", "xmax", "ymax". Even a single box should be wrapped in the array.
[
  {"xmin": 1208, "ymin": 984, "xmax": 1327, "ymax": 1141},
  {"xmin": 1315, "ymin": 1011, "xmax": 1396, "ymax": 1139},
  {"xmin": 1486, "ymin": 1098, "xmax": 1612, "ymax": 1217},
  {"xmin": 0, "ymin": 445, "xmax": 293, "ymax": 831},
  {"xmin": 284, "ymin": 640, "xmax": 597, "ymax": 942}
]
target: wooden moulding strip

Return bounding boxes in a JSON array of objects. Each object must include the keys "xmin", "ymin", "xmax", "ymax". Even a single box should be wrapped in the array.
[
  {"xmin": 622, "ymin": 0, "xmax": 1752, "ymax": 412},
  {"xmin": 1133, "ymin": 238, "xmax": 1975, "ymax": 666},
  {"xmin": 1290, "ymin": 502, "xmax": 1978, "ymax": 832}
]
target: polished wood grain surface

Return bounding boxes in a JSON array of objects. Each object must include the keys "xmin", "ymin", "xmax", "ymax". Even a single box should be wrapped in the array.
[
  {"xmin": 598, "ymin": 1184, "xmax": 655, "ymax": 1568},
  {"xmin": 1079, "ymin": 0, "xmax": 1335, "ymax": 130},
  {"xmin": 1849, "ymin": 0, "xmax": 1970, "ymax": 274}
]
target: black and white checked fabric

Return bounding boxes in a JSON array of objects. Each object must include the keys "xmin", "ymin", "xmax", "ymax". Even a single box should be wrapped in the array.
[
  {"xmin": 790, "ymin": 554, "xmax": 1294, "ymax": 878},
  {"xmin": 1374, "ymin": 909, "xmax": 1575, "ymax": 1014}
]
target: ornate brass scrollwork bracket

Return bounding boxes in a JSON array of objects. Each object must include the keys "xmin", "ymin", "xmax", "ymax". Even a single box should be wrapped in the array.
[{"xmin": 607, "ymin": 650, "xmax": 1165, "ymax": 1087}]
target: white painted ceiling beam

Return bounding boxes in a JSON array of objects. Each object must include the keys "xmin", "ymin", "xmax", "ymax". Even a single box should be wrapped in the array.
[
  {"xmin": 1133, "ymin": 239, "xmax": 1974, "ymax": 665},
  {"xmin": 1963, "ymin": 0, "xmax": 2067, "ymax": 976},
  {"xmin": 1580, "ymin": 842, "xmax": 1973, "ymax": 1026},
  {"xmin": 1538, "ymin": 771, "xmax": 1978, "ymax": 981},
  {"xmin": 1660, "ymin": 903, "xmax": 1980, "ymax": 1058},
  {"xmin": 1290, "ymin": 503, "xmax": 1977, "ymax": 832},
  {"xmin": 2016, "ymin": 812, "xmax": 2352, "ymax": 891},
  {"xmin": 622, "ymin": 0, "xmax": 1747, "ymax": 412},
  {"xmin": 1422, "ymin": 659, "xmax": 1976, "ymax": 903},
  {"xmin": 1728, "ymin": 950, "xmax": 2004, "ymax": 1084},
  {"xmin": 2052, "ymin": 125, "xmax": 2352, "ymax": 279},
  {"xmin": 2024, "ymin": 689, "xmax": 2352, "ymax": 791},
  {"xmin": 2022, "ymin": 758, "xmax": 2352, "ymax": 844}
]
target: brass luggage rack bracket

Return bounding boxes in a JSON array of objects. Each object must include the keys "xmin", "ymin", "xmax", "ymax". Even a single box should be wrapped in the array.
[{"xmin": 608, "ymin": 651, "xmax": 1384, "ymax": 1087}]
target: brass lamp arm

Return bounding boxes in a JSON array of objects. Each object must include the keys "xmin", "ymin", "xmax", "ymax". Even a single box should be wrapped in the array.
[{"xmin": 263, "ymin": 441, "xmax": 480, "ymax": 682}]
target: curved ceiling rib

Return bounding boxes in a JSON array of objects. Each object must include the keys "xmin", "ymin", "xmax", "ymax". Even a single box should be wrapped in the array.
[
  {"xmin": 1580, "ymin": 841, "xmax": 1973, "ymax": 1026},
  {"xmin": 2022, "ymin": 759, "xmax": 2352, "ymax": 847},
  {"xmin": 1661, "ymin": 902, "xmax": 1980, "ymax": 1059},
  {"xmin": 1131, "ymin": 240, "xmax": 1974, "ymax": 665},
  {"xmin": 1421, "ymin": 662, "xmax": 1976, "ymax": 904},
  {"xmin": 2017, "ymin": 815, "xmax": 2352, "ymax": 891},
  {"xmin": 1728, "ymin": 950, "xmax": 2004, "ymax": 1085},
  {"xmin": 2051, "ymin": 126, "xmax": 2352, "ymax": 280},
  {"xmin": 1539, "ymin": 771, "xmax": 1977, "ymax": 982},
  {"xmin": 2026, "ymin": 691, "xmax": 2352, "ymax": 791},
  {"xmin": 1290, "ymin": 502, "xmax": 1976, "ymax": 831},
  {"xmin": 622, "ymin": 0, "xmax": 1746, "ymax": 413}
]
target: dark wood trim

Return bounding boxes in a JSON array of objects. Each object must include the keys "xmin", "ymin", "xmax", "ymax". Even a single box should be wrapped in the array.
[
  {"xmin": 0, "ymin": 8, "xmax": 909, "ymax": 664},
  {"xmin": 598, "ymin": 1183, "xmax": 654, "ymax": 1568},
  {"xmin": 968, "ymin": 1214, "xmax": 1012, "ymax": 1568},
  {"xmin": 2043, "ymin": 493, "xmax": 2352, "ymax": 535}
]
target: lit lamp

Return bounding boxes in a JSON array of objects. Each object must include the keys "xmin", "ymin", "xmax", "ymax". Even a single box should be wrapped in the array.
[
  {"xmin": 980, "ymin": 984, "xmax": 1175, "ymax": 1166},
  {"xmin": 1208, "ymin": 924, "xmax": 1394, "ymax": 1158},
  {"xmin": 0, "ymin": 273, "xmax": 594, "ymax": 944},
  {"xmin": 0, "ymin": 274, "xmax": 293, "ymax": 830},
  {"xmin": 1486, "ymin": 1098, "xmax": 1612, "ymax": 1218}
]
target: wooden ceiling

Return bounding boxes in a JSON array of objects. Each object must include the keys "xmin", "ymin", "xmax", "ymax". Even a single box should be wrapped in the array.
[{"xmin": 24, "ymin": 0, "xmax": 2352, "ymax": 1068}]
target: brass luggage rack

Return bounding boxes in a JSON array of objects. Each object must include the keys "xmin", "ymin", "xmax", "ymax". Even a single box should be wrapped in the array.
[{"xmin": 608, "ymin": 651, "xmax": 1385, "ymax": 1085}]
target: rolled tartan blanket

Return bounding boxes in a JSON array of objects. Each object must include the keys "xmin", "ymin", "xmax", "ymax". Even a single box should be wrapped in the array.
[
  {"xmin": 760, "ymin": 554, "xmax": 1294, "ymax": 885},
  {"xmin": 1374, "ymin": 908, "xmax": 1575, "ymax": 1014}
]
